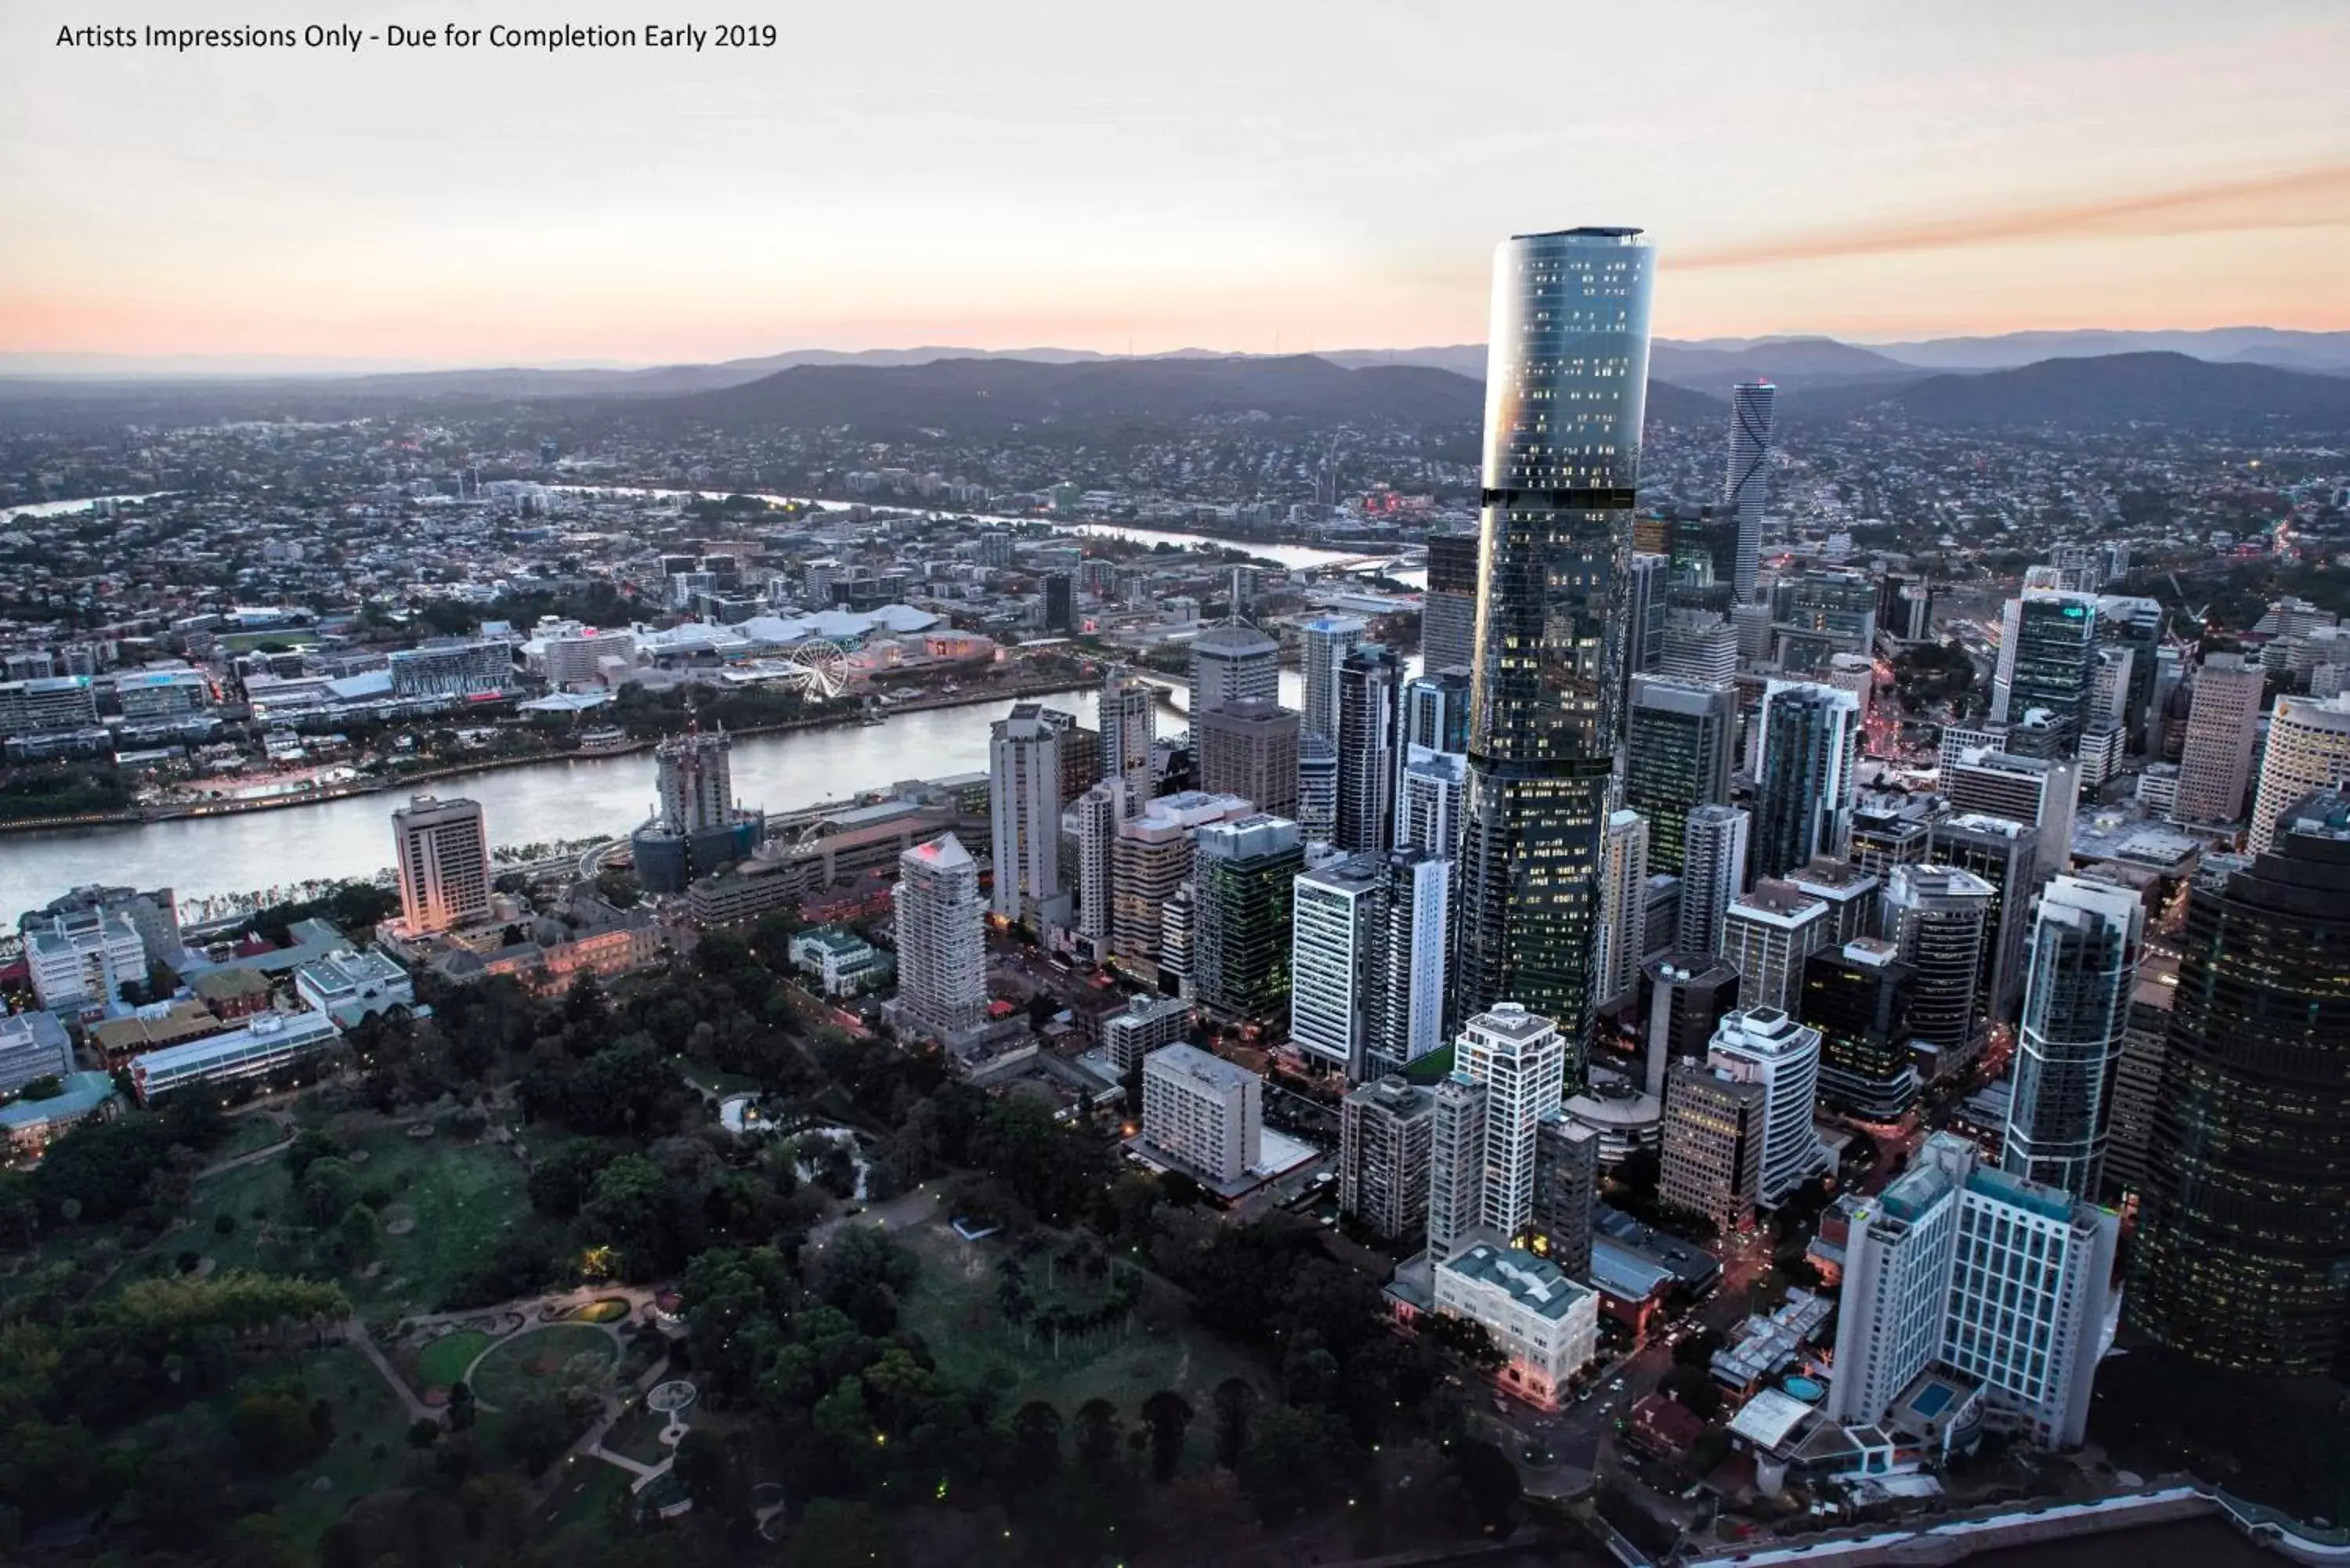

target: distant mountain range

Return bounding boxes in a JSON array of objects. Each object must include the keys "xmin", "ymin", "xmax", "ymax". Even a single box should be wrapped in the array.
[{"xmin": 1847, "ymin": 352, "xmax": 2350, "ymax": 432}]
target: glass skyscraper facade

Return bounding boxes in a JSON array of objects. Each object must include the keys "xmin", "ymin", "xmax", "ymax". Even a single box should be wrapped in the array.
[
  {"xmin": 1455, "ymin": 227, "xmax": 1656, "ymax": 1059},
  {"xmin": 2131, "ymin": 791, "xmax": 2350, "ymax": 1378}
]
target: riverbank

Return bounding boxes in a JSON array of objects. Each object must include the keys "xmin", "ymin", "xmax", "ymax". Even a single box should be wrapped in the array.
[{"xmin": 0, "ymin": 674, "xmax": 1098, "ymax": 836}]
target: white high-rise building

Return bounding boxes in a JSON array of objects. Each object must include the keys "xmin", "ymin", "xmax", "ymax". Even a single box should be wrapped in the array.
[
  {"xmin": 1660, "ymin": 610, "xmax": 1740, "ymax": 686},
  {"xmin": 2174, "ymin": 652, "xmax": 2265, "ymax": 824},
  {"xmin": 1396, "ymin": 750, "xmax": 1468, "ymax": 858},
  {"xmin": 893, "ymin": 834, "xmax": 986, "ymax": 1040},
  {"xmin": 1099, "ymin": 669, "xmax": 1157, "ymax": 811},
  {"xmin": 1593, "ymin": 810, "xmax": 1650, "ymax": 1008},
  {"xmin": 1290, "ymin": 856, "xmax": 1381, "ymax": 1071},
  {"xmin": 2002, "ymin": 875, "xmax": 2146, "ymax": 1199},
  {"xmin": 1677, "ymin": 804, "xmax": 1752, "ymax": 956},
  {"xmin": 391, "ymin": 794, "xmax": 490, "ymax": 934},
  {"xmin": 1299, "ymin": 615, "xmax": 1367, "ymax": 741},
  {"xmin": 1829, "ymin": 1133, "xmax": 2118, "ymax": 1448},
  {"xmin": 25, "ymin": 909, "xmax": 146, "ymax": 1013},
  {"xmin": 1061, "ymin": 779, "xmax": 1126, "ymax": 955},
  {"xmin": 1455, "ymin": 1003, "xmax": 1570, "ymax": 1239},
  {"xmin": 1705, "ymin": 1007, "xmax": 1830, "ymax": 1206},
  {"xmin": 1290, "ymin": 850, "xmax": 1451, "ymax": 1078},
  {"xmin": 2248, "ymin": 693, "xmax": 2350, "ymax": 854},
  {"xmin": 989, "ymin": 703, "xmax": 1068, "ymax": 923},
  {"xmin": 1725, "ymin": 381, "xmax": 1777, "ymax": 602}
]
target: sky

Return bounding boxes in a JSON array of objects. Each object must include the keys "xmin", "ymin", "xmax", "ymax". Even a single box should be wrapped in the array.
[{"xmin": 3, "ymin": 0, "xmax": 2346, "ymax": 367}]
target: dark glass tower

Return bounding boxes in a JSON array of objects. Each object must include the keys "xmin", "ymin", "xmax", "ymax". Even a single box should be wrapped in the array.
[
  {"xmin": 1455, "ymin": 227, "xmax": 1656, "ymax": 1063},
  {"xmin": 2130, "ymin": 790, "xmax": 2350, "ymax": 1377}
]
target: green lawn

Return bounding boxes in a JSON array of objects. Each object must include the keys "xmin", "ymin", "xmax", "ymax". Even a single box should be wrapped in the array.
[
  {"xmin": 895, "ymin": 1219, "xmax": 1267, "ymax": 1433},
  {"xmin": 114, "ymin": 1114, "xmax": 561, "ymax": 1321},
  {"xmin": 470, "ymin": 1323, "xmax": 619, "ymax": 1411},
  {"xmin": 265, "ymin": 1345, "xmax": 417, "ymax": 1548},
  {"xmin": 414, "ymin": 1329, "xmax": 494, "ymax": 1390},
  {"xmin": 216, "ymin": 1114, "xmax": 295, "ymax": 1159}
]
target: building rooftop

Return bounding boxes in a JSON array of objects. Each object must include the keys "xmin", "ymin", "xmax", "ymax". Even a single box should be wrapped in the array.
[
  {"xmin": 1729, "ymin": 1386, "xmax": 1816, "ymax": 1451},
  {"xmin": 0, "ymin": 1071, "xmax": 117, "ymax": 1132},
  {"xmin": 1442, "ymin": 1241, "xmax": 1596, "ymax": 1323},
  {"xmin": 1144, "ymin": 1042, "xmax": 1257, "ymax": 1093}
]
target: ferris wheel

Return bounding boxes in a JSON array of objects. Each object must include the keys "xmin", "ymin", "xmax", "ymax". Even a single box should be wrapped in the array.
[{"xmin": 782, "ymin": 639, "xmax": 852, "ymax": 699}]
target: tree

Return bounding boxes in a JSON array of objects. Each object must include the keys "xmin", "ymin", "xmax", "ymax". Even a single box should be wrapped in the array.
[
  {"xmin": 231, "ymin": 1376, "xmax": 327, "ymax": 1472},
  {"xmin": 1235, "ymin": 1404, "xmax": 1365, "ymax": 1525},
  {"xmin": 1448, "ymin": 1437, "xmax": 1523, "ymax": 1539},
  {"xmin": 446, "ymin": 1379, "xmax": 477, "ymax": 1433},
  {"xmin": 577, "ymin": 1154, "xmax": 685, "ymax": 1280},
  {"xmin": 1073, "ymin": 1396, "xmax": 1123, "ymax": 1477},
  {"xmin": 1140, "ymin": 1389, "xmax": 1194, "ymax": 1482},
  {"xmin": 298, "ymin": 1156, "xmax": 360, "ymax": 1227},
  {"xmin": 336, "ymin": 1201, "xmax": 381, "ymax": 1263},
  {"xmin": 1009, "ymin": 1400, "xmax": 1063, "ymax": 1487},
  {"xmin": 1212, "ymin": 1377, "xmax": 1256, "ymax": 1470}
]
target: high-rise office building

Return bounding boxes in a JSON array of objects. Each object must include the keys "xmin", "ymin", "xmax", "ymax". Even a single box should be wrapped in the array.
[
  {"xmin": 1593, "ymin": 810, "xmax": 1651, "ymax": 1010},
  {"xmin": 1396, "ymin": 750, "xmax": 1469, "ymax": 859},
  {"xmin": 1099, "ymin": 668, "xmax": 1157, "ymax": 811},
  {"xmin": 1640, "ymin": 952, "xmax": 1741, "ymax": 1086},
  {"xmin": 632, "ymin": 728, "xmax": 764, "ymax": 894},
  {"xmin": 1659, "ymin": 1061, "xmax": 1769, "ymax": 1230},
  {"xmin": 1292, "ymin": 850, "xmax": 1449, "ymax": 1078},
  {"xmin": 1676, "ymin": 804, "xmax": 1752, "ymax": 956},
  {"xmin": 1725, "ymin": 381, "xmax": 1777, "ymax": 602},
  {"xmin": 1622, "ymin": 551, "xmax": 1670, "ymax": 714},
  {"xmin": 2001, "ymin": 875, "xmax": 2145, "ymax": 1200},
  {"xmin": 1659, "ymin": 609, "xmax": 1740, "ymax": 686},
  {"xmin": 392, "ymin": 794, "xmax": 490, "ymax": 934},
  {"xmin": 1340, "ymin": 1076, "xmax": 1439, "ymax": 1242},
  {"xmin": 1427, "ymin": 1074, "xmax": 1490, "ymax": 1260},
  {"xmin": 893, "ymin": 834, "xmax": 986, "ymax": 1040},
  {"xmin": 1188, "ymin": 623, "xmax": 1280, "ymax": 717},
  {"xmin": 1365, "ymin": 850, "xmax": 1452, "ymax": 1076},
  {"xmin": 1062, "ymin": 779, "xmax": 1124, "ymax": 955},
  {"xmin": 1296, "ymin": 732, "xmax": 1337, "ymax": 844},
  {"xmin": 2173, "ymin": 652, "xmax": 2265, "ymax": 824},
  {"xmin": 1882, "ymin": 864, "xmax": 1995, "ymax": 1080},
  {"xmin": 2095, "ymin": 595, "xmax": 2166, "ymax": 753},
  {"xmin": 1195, "ymin": 697, "xmax": 1300, "ymax": 819},
  {"xmin": 1455, "ymin": 1001, "xmax": 1572, "ymax": 1239},
  {"xmin": 1929, "ymin": 813, "xmax": 2040, "ymax": 1026},
  {"xmin": 990, "ymin": 704, "xmax": 1071, "ymax": 925},
  {"xmin": 1191, "ymin": 814, "xmax": 1305, "ymax": 1021},
  {"xmin": 1529, "ymin": 1115, "xmax": 1599, "ymax": 1276},
  {"xmin": 2097, "ymin": 956, "xmax": 2175, "ymax": 1201},
  {"xmin": 1828, "ymin": 1133, "xmax": 2118, "ymax": 1448},
  {"xmin": 1108, "ymin": 791, "xmax": 1255, "ymax": 984},
  {"xmin": 2247, "ymin": 692, "xmax": 2350, "ymax": 854},
  {"xmin": 1783, "ymin": 858, "xmax": 1881, "ymax": 948},
  {"xmin": 1300, "ymin": 615, "xmax": 1368, "ymax": 741},
  {"xmin": 1335, "ymin": 644, "xmax": 1403, "ymax": 852},
  {"xmin": 1752, "ymin": 681, "xmax": 1860, "ymax": 880},
  {"xmin": 1401, "ymin": 667, "xmax": 1471, "ymax": 754},
  {"xmin": 1722, "ymin": 880, "xmax": 1832, "ymax": 1017},
  {"xmin": 1800, "ymin": 938, "xmax": 1918, "ymax": 1121},
  {"xmin": 1704, "ymin": 1006, "xmax": 1829, "ymax": 1205},
  {"xmin": 1850, "ymin": 792, "xmax": 1937, "ymax": 876},
  {"xmin": 1043, "ymin": 572, "xmax": 1075, "ymax": 635},
  {"xmin": 1945, "ymin": 748, "xmax": 2077, "ymax": 884},
  {"xmin": 1625, "ymin": 674, "xmax": 1737, "ymax": 875},
  {"xmin": 1455, "ymin": 226, "xmax": 1656, "ymax": 1053},
  {"xmin": 2131, "ymin": 791, "xmax": 2350, "ymax": 1376},
  {"xmin": 1991, "ymin": 590, "xmax": 2101, "ymax": 751},
  {"xmin": 1421, "ymin": 531, "xmax": 1482, "ymax": 677}
]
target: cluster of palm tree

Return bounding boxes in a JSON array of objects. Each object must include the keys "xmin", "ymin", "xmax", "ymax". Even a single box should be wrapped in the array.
[{"xmin": 992, "ymin": 1235, "xmax": 1141, "ymax": 1360}]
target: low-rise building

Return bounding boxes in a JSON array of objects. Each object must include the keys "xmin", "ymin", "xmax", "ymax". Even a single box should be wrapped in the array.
[
  {"xmin": 1431, "ymin": 1241, "xmax": 1600, "ymax": 1409},
  {"xmin": 0, "ymin": 1011, "xmax": 74, "ymax": 1097},
  {"xmin": 293, "ymin": 948, "xmax": 415, "ymax": 1025},
  {"xmin": 129, "ymin": 1009, "xmax": 342, "ymax": 1104},
  {"xmin": 1101, "ymin": 995, "xmax": 1192, "ymax": 1073},
  {"xmin": 0, "ymin": 1071, "xmax": 119, "ymax": 1158},
  {"xmin": 787, "ymin": 926, "xmax": 888, "ymax": 995}
]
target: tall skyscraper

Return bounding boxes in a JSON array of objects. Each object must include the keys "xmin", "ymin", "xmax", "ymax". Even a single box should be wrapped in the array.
[
  {"xmin": 1704, "ymin": 1006, "xmax": 1828, "ymax": 1206},
  {"xmin": 1188, "ymin": 623, "xmax": 1280, "ymax": 716},
  {"xmin": 1752, "ymin": 680, "xmax": 1860, "ymax": 880},
  {"xmin": 1397, "ymin": 750, "xmax": 1469, "ymax": 859},
  {"xmin": 1624, "ymin": 674, "xmax": 1736, "ymax": 875},
  {"xmin": 1191, "ymin": 814, "xmax": 1305, "ymax": 1021},
  {"xmin": 1335, "ymin": 644, "xmax": 1403, "ymax": 852},
  {"xmin": 1427, "ymin": 1075, "xmax": 1489, "ymax": 1260},
  {"xmin": 1099, "ymin": 668, "xmax": 1157, "ymax": 811},
  {"xmin": 1676, "ymin": 804, "xmax": 1752, "ymax": 956},
  {"xmin": 1042, "ymin": 572, "xmax": 1075, "ymax": 635},
  {"xmin": 1455, "ymin": 1001, "xmax": 1571, "ymax": 1238},
  {"xmin": 1365, "ymin": 850, "xmax": 1453, "ymax": 1075},
  {"xmin": 1299, "ymin": 615, "xmax": 1367, "ymax": 741},
  {"xmin": 2173, "ymin": 652, "xmax": 2265, "ymax": 824},
  {"xmin": 1725, "ymin": 380, "xmax": 1777, "ymax": 602},
  {"xmin": 1296, "ymin": 732, "xmax": 1337, "ymax": 844},
  {"xmin": 893, "ymin": 834, "xmax": 985, "ymax": 1040},
  {"xmin": 989, "ymin": 703, "xmax": 1069, "ymax": 924},
  {"xmin": 1722, "ymin": 880, "xmax": 1832, "ymax": 1017},
  {"xmin": 1945, "ymin": 748, "xmax": 2077, "ymax": 884},
  {"xmin": 1882, "ymin": 864, "xmax": 1995, "ymax": 1080},
  {"xmin": 632, "ymin": 728, "xmax": 764, "ymax": 894},
  {"xmin": 1195, "ymin": 698, "xmax": 1300, "ymax": 819},
  {"xmin": 1290, "ymin": 850, "xmax": 1451, "ymax": 1080},
  {"xmin": 2247, "ymin": 692, "xmax": 2350, "ymax": 854},
  {"xmin": 2095, "ymin": 594, "xmax": 2166, "ymax": 753},
  {"xmin": 1421, "ymin": 531, "xmax": 1482, "ymax": 676},
  {"xmin": 1622, "ymin": 551, "xmax": 1670, "ymax": 714},
  {"xmin": 1455, "ymin": 226, "xmax": 1657, "ymax": 1052},
  {"xmin": 2002, "ymin": 875, "xmax": 2146, "ymax": 1199},
  {"xmin": 1061, "ymin": 779, "xmax": 1124, "ymax": 956},
  {"xmin": 1800, "ymin": 938, "xmax": 1918, "ymax": 1121},
  {"xmin": 1990, "ymin": 589, "xmax": 2101, "ymax": 752},
  {"xmin": 1659, "ymin": 609, "xmax": 1739, "ymax": 686},
  {"xmin": 392, "ymin": 794, "xmax": 490, "ymax": 934},
  {"xmin": 1929, "ymin": 813, "xmax": 2040, "ymax": 1026},
  {"xmin": 1829, "ymin": 1133, "xmax": 2118, "ymax": 1449},
  {"xmin": 1340, "ymin": 1077, "xmax": 1439, "ymax": 1242},
  {"xmin": 1593, "ymin": 810, "xmax": 1651, "ymax": 1010},
  {"xmin": 2131, "ymin": 791, "xmax": 2350, "ymax": 1376},
  {"xmin": 1659, "ymin": 1062, "xmax": 1769, "ymax": 1230},
  {"xmin": 1108, "ymin": 791, "xmax": 1254, "ymax": 985}
]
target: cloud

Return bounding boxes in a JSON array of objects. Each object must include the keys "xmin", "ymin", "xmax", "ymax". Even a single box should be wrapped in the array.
[{"xmin": 1675, "ymin": 164, "xmax": 2350, "ymax": 270}]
